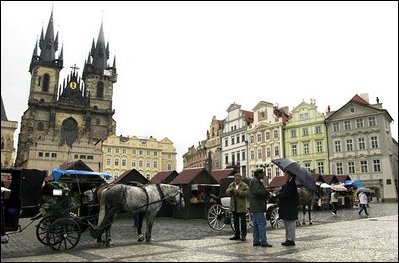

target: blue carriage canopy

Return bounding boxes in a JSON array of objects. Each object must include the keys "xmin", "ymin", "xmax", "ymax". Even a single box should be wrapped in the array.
[{"xmin": 51, "ymin": 169, "xmax": 112, "ymax": 181}]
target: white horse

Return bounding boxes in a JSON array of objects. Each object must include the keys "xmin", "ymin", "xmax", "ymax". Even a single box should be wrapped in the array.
[{"xmin": 90, "ymin": 183, "xmax": 184, "ymax": 246}]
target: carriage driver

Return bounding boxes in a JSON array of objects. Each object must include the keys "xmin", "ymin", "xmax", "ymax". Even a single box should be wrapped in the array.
[{"xmin": 226, "ymin": 173, "xmax": 249, "ymax": 241}]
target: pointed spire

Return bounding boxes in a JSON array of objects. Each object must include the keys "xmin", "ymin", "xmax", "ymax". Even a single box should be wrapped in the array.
[
  {"xmin": 92, "ymin": 20, "xmax": 107, "ymax": 69},
  {"xmin": 87, "ymin": 52, "xmax": 92, "ymax": 64},
  {"xmin": 106, "ymin": 41, "xmax": 110, "ymax": 59},
  {"xmin": 58, "ymin": 44, "xmax": 63, "ymax": 60},
  {"xmin": 32, "ymin": 39, "xmax": 38, "ymax": 57},
  {"xmin": 113, "ymin": 55, "xmax": 116, "ymax": 68},
  {"xmin": 39, "ymin": 28, "xmax": 44, "ymax": 49},
  {"xmin": 39, "ymin": 9, "xmax": 56, "ymax": 61},
  {"xmin": 54, "ymin": 31, "xmax": 59, "ymax": 51}
]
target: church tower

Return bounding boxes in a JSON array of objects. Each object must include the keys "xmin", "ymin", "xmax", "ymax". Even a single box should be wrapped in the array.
[{"xmin": 15, "ymin": 10, "xmax": 117, "ymax": 172}]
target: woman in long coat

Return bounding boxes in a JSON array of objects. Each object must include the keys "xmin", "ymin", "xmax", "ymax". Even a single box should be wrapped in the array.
[{"xmin": 277, "ymin": 171, "xmax": 299, "ymax": 246}]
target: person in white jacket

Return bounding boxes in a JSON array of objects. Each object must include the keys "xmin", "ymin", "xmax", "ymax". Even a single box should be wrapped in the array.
[{"xmin": 358, "ymin": 191, "xmax": 369, "ymax": 217}]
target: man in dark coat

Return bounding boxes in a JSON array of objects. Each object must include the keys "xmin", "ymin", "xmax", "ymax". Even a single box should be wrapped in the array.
[
  {"xmin": 277, "ymin": 171, "xmax": 299, "ymax": 246},
  {"xmin": 249, "ymin": 168, "xmax": 272, "ymax": 247}
]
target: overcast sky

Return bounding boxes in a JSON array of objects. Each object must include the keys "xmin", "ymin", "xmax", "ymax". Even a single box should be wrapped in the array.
[{"xmin": 1, "ymin": 1, "xmax": 398, "ymax": 172}]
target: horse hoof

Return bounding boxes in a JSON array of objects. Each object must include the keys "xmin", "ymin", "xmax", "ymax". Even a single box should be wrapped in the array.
[
  {"xmin": 145, "ymin": 238, "xmax": 151, "ymax": 242},
  {"xmin": 138, "ymin": 234, "xmax": 145, "ymax": 242},
  {"xmin": 309, "ymin": 222, "xmax": 313, "ymax": 225}
]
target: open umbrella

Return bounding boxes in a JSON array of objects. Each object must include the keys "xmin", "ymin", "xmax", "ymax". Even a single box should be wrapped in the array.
[
  {"xmin": 355, "ymin": 187, "xmax": 373, "ymax": 194},
  {"xmin": 320, "ymin": 183, "xmax": 332, "ymax": 189},
  {"xmin": 271, "ymin": 158, "xmax": 317, "ymax": 191},
  {"xmin": 330, "ymin": 184, "xmax": 347, "ymax": 192}
]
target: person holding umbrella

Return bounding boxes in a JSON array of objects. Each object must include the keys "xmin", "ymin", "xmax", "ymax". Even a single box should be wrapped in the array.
[
  {"xmin": 277, "ymin": 171, "xmax": 299, "ymax": 246},
  {"xmin": 358, "ymin": 191, "xmax": 369, "ymax": 217}
]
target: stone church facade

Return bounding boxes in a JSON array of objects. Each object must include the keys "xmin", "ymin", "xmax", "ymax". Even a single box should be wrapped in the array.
[{"xmin": 15, "ymin": 10, "xmax": 117, "ymax": 172}]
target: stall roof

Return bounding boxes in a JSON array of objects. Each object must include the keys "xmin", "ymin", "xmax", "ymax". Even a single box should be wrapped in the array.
[
  {"xmin": 335, "ymin": 175, "xmax": 352, "ymax": 183},
  {"xmin": 210, "ymin": 169, "xmax": 235, "ymax": 183},
  {"xmin": 321, "ymin": 174, "xmax": 339, "ymax": 184},
  {"xmin": 170, "ymin": 168, "xmax": 217, "ymax": 185},
  {"xmin": 113, "ymin": 169, "xmax": 149, "ymax": 185},
  {"xmin": 312, "ymin": 174, "xmax": 326, "ymax": 183},
  {"xmin": 150, "ymin": 170, "xmax": 179, "ymax": 184},
  {"xmin": 59, "ymin": 160, "xmax": 93, "ymax": 171},
  {"xmin": 269, "ymin": 176, "xmax": 288, "ymax": 187}
]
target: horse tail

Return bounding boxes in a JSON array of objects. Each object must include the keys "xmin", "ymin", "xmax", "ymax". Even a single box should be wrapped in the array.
[{"xmin": 98, "ymin": 186, "xmax": 109, "ymax": 227}]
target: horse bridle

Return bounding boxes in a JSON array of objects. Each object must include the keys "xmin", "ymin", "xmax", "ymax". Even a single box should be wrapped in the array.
[{"xmin": 158, "ymin": 184, "xmax": 183, "ymax": 206}]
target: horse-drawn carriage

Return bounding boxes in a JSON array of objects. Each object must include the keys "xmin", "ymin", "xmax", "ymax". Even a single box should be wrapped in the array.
[
  {"xmin": 1, "ymin": 167, "xmax": 110, "ymax": 250},
  {"xmin": 207, "ymin": 176, "xmax": 283, "ymax": 232}
]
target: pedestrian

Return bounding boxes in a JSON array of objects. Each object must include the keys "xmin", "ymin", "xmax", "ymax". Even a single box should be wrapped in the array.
[
  {"xmin": 330, "ymin": 190, "xmax": 339, "ymax": 216},
  {"xmin": 226, "ymin": 173, "xmax": 249, "ymax": 241},
  {"xmin": 249, "ymin": 168, "xmax": 273, "ymax": 247},
  {"xmin": 358, "ymin": 191, "xmax": 369, "ymax": 217},
  {"xmin": 277, "ymin": 171, "xmax": 299, "ymax": 246}
]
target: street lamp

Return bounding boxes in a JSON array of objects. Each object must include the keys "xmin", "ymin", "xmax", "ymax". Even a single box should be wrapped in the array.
[{"xmin": 245, "ymin": 140, "xmax": 249, "ymax": 177}]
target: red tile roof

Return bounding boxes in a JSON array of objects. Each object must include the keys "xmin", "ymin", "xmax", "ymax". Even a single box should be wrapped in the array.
[
  {"xmin": 350, "ymin": 94, "xmax": 370, "ymax": 106},
  {"xmin": 150, "ymin": 170, "xmax": 178, "ymax": 184},
  {"xmin": 321, "ymin": 174, "xmax": 339, "ymax": 184},
  {"xmin": 210, "ymin": 169, "xmax": 235, "ymax": 183},
  {"xmin": 170, "ymin": 168, "xmax": 203, "ymax": 184},
  {"xmin": 269, "ymin": 176, "xmax": 288, "ymax": 187},
  {"xmin": 335, "ymin": 175, "xmax": 352, "ymax": 183}
]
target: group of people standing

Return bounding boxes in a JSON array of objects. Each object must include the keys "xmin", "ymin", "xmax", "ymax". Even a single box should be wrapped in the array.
[
  {"xmin": 330, "ymin": 189, "xmax": 369, "ymax": 217},
  {"xmin": 226, "ymin": 169, "xmax": 299, "ymax": 247}
]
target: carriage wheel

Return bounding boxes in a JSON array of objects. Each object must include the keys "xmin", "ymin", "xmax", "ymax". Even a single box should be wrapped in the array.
[
  {"xmin": 36, "ymin": 216, "xmax": 57, "ymax": 245},
  {"xmin": 207, "ymin": 204, "xmax": 227, "ymax": 231},
  {"xmin": 269, "ymin": 207, "xmax": 283, "ymax": 229},
  {"xmin": 46, "ymin": 218, "xmax": 81, "ymax": 251}
]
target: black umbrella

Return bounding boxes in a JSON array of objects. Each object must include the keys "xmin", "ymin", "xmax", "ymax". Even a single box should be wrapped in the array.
[{"xmin": 272, "ymin": 158, "xmax": 317, "ymax": 191}]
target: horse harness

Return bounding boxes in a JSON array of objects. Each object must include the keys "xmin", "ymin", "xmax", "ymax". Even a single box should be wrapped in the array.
[{"xmin": 131, "ymin": 184, "xmax": 178, "ymax": 213}]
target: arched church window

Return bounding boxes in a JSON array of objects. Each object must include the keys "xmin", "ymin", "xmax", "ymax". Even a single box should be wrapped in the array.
[
  {"xmin": 97, "ymin": 81, "xmax": 104, "ymax": 98},
  {"xmin": 42, "ymin": 74, "xmax": 50, "ymax": 92},
  {"xmin": 60, "ymin": 117, "xmax": 78, "ymax": 147},
  {"xmin": 37, "ymin": 122, "xmax": 44, "ymax": 131},
  {"xmin": 1, "ymin": 137, "xmax": 4, "ymax": 150}
]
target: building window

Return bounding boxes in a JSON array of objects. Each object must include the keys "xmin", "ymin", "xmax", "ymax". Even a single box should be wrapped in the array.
[
  {"xmin": 290, "ymin": 129, "xmax": 297, "ymax": 138},
  {"xmin": 42, "ymin": 73, "xmax": 50, "ymax": 92},
  {"xmin": 348, "ymin": 161, "xmax": 355, "ymax": 174},
  {"xmin": 346, "ymin": 139, "xmax": 353, "ymax": 151},
  {"xmin": 107, "ymin": 147, "xmax": 111, "ymax": 153},
  {"xmin": 225, "ymin": 138, "xmax": 228, "ymax": 147},
  {"xmin": 154, "ymin": 151, "xmax": 158, "ymax": 156},
  {"xmin": 273, "ymin": 129, "xmax": 279, "ymax": 139},
  {"xmin": 146, "ymin": 160, "xmax": 151, "ymax": 168},
  {"xmin": 315, "ymin": 125, "xmax": 322, "ymax": 134},
  {"xmin": 304, "ymin": 163, "xmax": 311, "ymax": 171},
  {"xmin": 303, "ymin": 142, "xmax": 309, "ymax": 154},
  {"xmin": 115, "ymin": 148, "xmax": 120, "ymax": 154},
  {"xmin": 356, "ymin": 118, "xmax": 364, "ymax": 128},
  {"xmin": 358, "ymin": 138, "xmax": 365, "ymax": 150},
  {"xmin": 317, "ymin": 162, "xmax": 324, "ymax": 174},
  {"xmin": 51, "ymin": 153, "xmax": 57, "ymax": 158},
  {"xmin": 316, "ymin": 141, "xmax": 323, "ymax": 153},
  {"xmin": 274, "ymin": 146, "xmax": 279, "ymax": 157},
  {"xmin": 368, "ymin": 116, "xmax": 376, "ymax": 127},
  {"xmin": 153, "ymin": 161, "xmax": 158, "ymax": 168},
  {"xmin": 225, "ymin": 154, "xmax": 229, "ymax": 165},
  {"xmin": 291, "ymin": 144, "xmax": 297, "ymax": 155},
  {"xmin": 139, "ymin": 160, "xmax": 143, "ymax": 167},
  {"xmin": 139, "ymin": 150, "xmax": 143, "ymax": 155},
  {"xmin": 336, "ymin": 163, "xmax": 343, "ymax": 174},
  {"xmin": 106, "ymin": 158, "xmax": 111, "ymax": 166},
  {"xmin": 256, "ymin": 134, "xmax": 261, "ymax": 143},
  {"xmin": 334, "ymin": 141, "xmax": 341, "ymax": 152},
  {"xmin": 131, "ymin": 160, "xmax": 136, "ymax": 167},
  {"xmin": 38, "ymin": 152, "xmax": 43, "ymax": 157},
  {"xmin": 333, "ymin": 122, "xmax": 339, "ymax": 132},
  {"xmin": 257, "ymin": 148, "xmax": 262, "ymax": 159},
  {"xmin": 371, "ymin": 136, "xmax": 379, "ymax": 148},
  {"xmin": 122, "ymin": 159, "xmax": 126, "ymax": 166},
  {"xmin": 242, "ymin": 150, "xmax": 246, "ymax": 161},
  {"xmin": 250, "ymin": 150, "xmax": 255, "ymax": 160},
  {"xmin": 147, "ymin": 150, "xmax": 150, "ymax": 156},
  {"xmin": 373, "ymin": 159, "xmax": 381, "ymax": 172},
  {"xmin": 360, "ymin": 160, "xmax": 368, "ymax": 173},
  {"xmin": 344, "ymin": 120, "xmax": 351, "ymax": 130},
  {"xmin": 302, "ymin": 128, "xmax": 309, "ymax": 136},
  {"xmin": 266, "ymin": 147, "xmax": 271, "ymax": 158},
  {"xmin": 114, "ymin": 158, "xmax": 119, "ymax": 166},
  {"xmin": 168, "ymin": 164, "xmax": 172, "ymax": 170},
  {"xmin": 122, "ymin": 148, "xmax": 126, "ymax": 154},
  {"xmin": 45, "ymin": 152, "xmax": 50, "ymax": 157},
  {"xmin": 265, "ymin": 131, "xmax": 270, "ymax": 140},
  {"xmin": 96, "ymin": 81, "xmax": 104, "ymax": 98}
]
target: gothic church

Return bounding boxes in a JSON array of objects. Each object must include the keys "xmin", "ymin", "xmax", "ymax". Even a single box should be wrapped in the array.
[{"xmin": 15, "ymin": 10, "xmax": 117, "ymax": 172}]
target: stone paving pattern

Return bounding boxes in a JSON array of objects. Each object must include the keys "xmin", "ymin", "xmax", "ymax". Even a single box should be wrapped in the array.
[{"xmin": 1, "ymin": 202, "xmax": 398, "ymax": 262}]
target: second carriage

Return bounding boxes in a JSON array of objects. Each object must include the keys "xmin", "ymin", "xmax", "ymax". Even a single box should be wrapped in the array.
[{"xmin": 207, "ymin": 175, "xmax": 283, "ymax": 232}]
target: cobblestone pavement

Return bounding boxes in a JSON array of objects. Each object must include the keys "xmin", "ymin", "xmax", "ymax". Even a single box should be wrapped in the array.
[{"xmin": 1, "ymin": 202, "xmax": 398, "ymax": 262}]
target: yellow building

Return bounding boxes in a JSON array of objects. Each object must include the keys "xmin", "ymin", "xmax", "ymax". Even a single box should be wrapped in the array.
[
  {"xmin": 101, "ymin": 134, "xmax": 177, "ymax": 180},
  {"xmin": 1, "ymin": 95, "xmax": 18, "ymax": 167}
]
